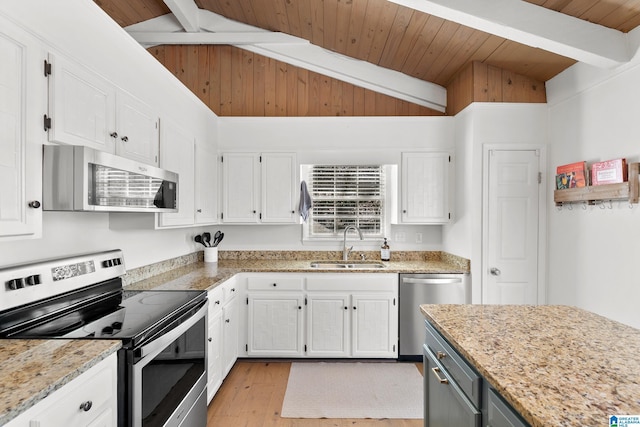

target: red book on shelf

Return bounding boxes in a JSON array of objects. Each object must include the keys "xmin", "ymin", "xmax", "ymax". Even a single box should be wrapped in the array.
[
  {"xmin": 556, "ymin": 161, "xmax": 587, "ymax": 189},
  {"xmin": 591, "ymin": 158, "xmax": 627, "ymax": 185}
]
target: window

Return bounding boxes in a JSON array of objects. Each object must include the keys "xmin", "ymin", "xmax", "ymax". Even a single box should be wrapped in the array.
[{"xmin": 302, "ymin": 165, "xmax": 388, "ymax": 240}]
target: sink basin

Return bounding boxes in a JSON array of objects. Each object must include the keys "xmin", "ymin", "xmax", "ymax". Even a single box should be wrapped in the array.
[{"xmin": 309, "ymin": 261, "xmax": 386, "ymax": 269}]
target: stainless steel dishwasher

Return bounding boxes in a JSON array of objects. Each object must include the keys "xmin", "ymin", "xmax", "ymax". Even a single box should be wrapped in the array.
[{"xmin": 399, "ymin": 273, "xmax": 471, "ymax": 360}]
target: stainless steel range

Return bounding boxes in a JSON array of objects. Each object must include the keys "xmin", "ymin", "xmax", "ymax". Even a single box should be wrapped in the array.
[{"xmin": 0, "ymin": 250, "xmax": 208, "ymax": 427}]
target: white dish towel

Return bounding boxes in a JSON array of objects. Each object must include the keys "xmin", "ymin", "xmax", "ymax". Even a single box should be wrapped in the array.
[{"xmin": 299, "ymin": 180, "xmax": 312, "ymax": 222}]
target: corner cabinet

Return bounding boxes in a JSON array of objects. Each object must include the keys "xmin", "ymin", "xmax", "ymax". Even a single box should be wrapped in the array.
[
  {"xmin": 46, "ymin": 52, "xmax": 159, "ymax": 166},
  {"xmin": 221, "ymin": 152, "xmax": 298, "ymax": 224},
  {"xmin": 5, "ymin": 352, "xmax": 118, "ymax": 427},
  {"xmin": 401, "ymin": 152, "xmax": 452, "ymax": 224},
  {"xmin": 0, "ymin": 13, "xmax": 45, "ymax": 240}
]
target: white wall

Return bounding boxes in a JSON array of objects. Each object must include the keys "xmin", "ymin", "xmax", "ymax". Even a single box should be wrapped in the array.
[
  {"xmin": 0, "ymin": 0, "xmax": 217, "ymax": 269},
  {"xmin": 217, "ymin": 116, "xmax": 454, "ymax": 252},
  {"xmin": 445, "ymin": 103, "xmax": 549, "ymax": 303},
  {"xmin": 546, "ymin": 58, "xmax": 640, "ymax": 328}
]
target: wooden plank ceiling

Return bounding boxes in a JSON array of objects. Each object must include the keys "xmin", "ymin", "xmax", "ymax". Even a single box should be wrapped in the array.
[{"xmin": 94, "ymin": 0, "xmax": 640, "ymax": 116}]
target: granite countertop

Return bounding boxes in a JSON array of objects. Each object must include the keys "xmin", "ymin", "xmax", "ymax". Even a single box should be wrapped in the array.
[
  {"xmin": 0, "ymin": 339, "xmax": 121, "ymax": 425},
  {"xmin": 125, "ymin": 250, "xmax": 470, "ymax": 291},
  {"xmin": 420, "ymin": 304, "xmax": 640, "ymax": 427}
]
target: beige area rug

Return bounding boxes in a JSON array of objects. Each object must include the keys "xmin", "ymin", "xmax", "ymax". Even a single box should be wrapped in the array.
[{"xmin": 281, "ymin": 362, "xmax": 423, "ymax": 419}]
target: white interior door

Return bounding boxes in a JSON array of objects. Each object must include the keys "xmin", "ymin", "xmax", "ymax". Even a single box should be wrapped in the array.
[{"xmin": 484, "ymin": 149, "xmax": 541, "ymax": 305}]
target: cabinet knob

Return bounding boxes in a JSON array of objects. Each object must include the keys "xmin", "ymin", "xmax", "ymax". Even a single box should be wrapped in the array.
[
  {"xmin": 121, "ymin": 136, "xmax": 128, "ymax": 142},
  {"xmin": 436, "ymin": 351, "xmax": 447, "ymax": 360},
  {"xmin": 490, "ymin": 268, "xmax": 501, "ymax": 276},
  {"xmin": 403, "ymin": 209, "xmax": 407, "ymax": 213},
  {"xmin": 208, "ymin": 337, "xmax": 213, "ymax": 342},
  {"xmin": 353, "ymin": 306, "xmax": 357, "ymax": 310},
  {"xmin": 272, "ymin": 283, "xmax": 277, "ymax": 287},
  {"xmin": 253, "ymin": 210, "xmax": 256, "ymax": 214},
  {"xmin": 28, "ymin": 200, "xmax": 41, "ymax": 209},
  {"xmin": 215, "ymin": 300, "xmax": 220, "ymax": 305},
  {"xmin": 197, "ymin": 209, "xmax": 202, "ymax": 213},
  {"xmin": 110, "ymin": 132, "xmax": 118, "ymax": 138},
  {"xmin": 298, "ymin": 306, "xmax": 302, "ymax": 310},
  {"xmin": 291, "ymin": 210, "xmax": 295, "ymax": 214},
  {"xmin": 344, "ymin": 306, "xmax": 348, "ymax": 310},
  {"xmin": 79, "ymin": 401, "xmax": 93, "ymax": 412},
  {"xmin": 225, "ymin": 319, "xmax": 230, "ymax": 323}
]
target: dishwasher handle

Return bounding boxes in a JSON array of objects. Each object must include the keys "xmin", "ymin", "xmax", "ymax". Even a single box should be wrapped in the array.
[{"xmin": 402, "ymin": 277, "xmax": 463, "ymax": 285}]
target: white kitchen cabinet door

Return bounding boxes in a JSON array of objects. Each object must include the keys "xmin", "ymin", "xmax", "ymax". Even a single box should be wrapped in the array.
[
  {"xmin": 158, "ymin": 118, "xmax": 195, "ymax": 228},
  {"xmin": 306, "ymin": 293, "xmax": 349, "ymax": 357},
  {"xmin": 0, "ymin": 15, "xmax": 44, "ymax": 240},
  {"xmin": 47, "ymin": 52, "xmax": 116, "ymax": 152},
  {"xmin": 5, "ymin": 353, "xmax": 118, "ymax": 427},
  {"xmin": 261, "ymin": 153, "xmax": 297, "ymax": 223},
  {"xmin": 247, "ymin": 293, "xmax": 304, "ymax": 357},
  {"xmin": 401, "ymin": 152, "xmax": 451, "ymax": 224},
  {"xmin": 221, "ymin": 153, "xmax": 260, "ymax": 223},
  {"xmin": 207, "ymin": 307, "xmax": 223, "ymax": 403},
  {"xmin": 222, "ymin": 297, "xmax": 239, "ymax": 377},
  {"xmin": 115, "ymin": 90, "xmax": 159, "ymax": 166},
  {"xmin": 351, "ymin": 293, "xmax": 398, "ymax": 358},
  {"xmin": 195, "ymin": 139, "xmax": 218, "ymax": 225}
]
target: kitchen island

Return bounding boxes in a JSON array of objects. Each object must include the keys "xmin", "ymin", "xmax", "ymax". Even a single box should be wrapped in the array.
[{"xmin": 420, "ymin": 304, "xmax": 640, "ymax": 427}]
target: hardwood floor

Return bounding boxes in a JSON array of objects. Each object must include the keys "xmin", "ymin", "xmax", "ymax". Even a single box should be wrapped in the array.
[{"xmin": 207, "ymin": 360, "xmax": 424, "ymax": 427}]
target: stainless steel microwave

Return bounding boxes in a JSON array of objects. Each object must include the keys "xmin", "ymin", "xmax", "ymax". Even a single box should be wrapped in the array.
[{"xmin": 43, "ymin": 145, "xmax": 179, "ymax": 213}]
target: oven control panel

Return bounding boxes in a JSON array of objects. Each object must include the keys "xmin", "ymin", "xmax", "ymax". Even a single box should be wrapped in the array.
[{"xmin": 0, "ymin": 250, "xmax": 126, "ymax": 311}]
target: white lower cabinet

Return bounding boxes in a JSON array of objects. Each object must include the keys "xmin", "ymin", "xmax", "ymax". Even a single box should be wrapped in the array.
[
  {"xmin": 247, "ymin": 293, "xmax": 305, "ymax": 357},
  {"xmin": 6, "ymin": 352, "xmax": 117, "ymax": 427},
  {"xmin": 243, "ymin": 273, "xmax": 398, "ymax": 359},
  {"xmin": 207, "ymin": 277, "xmax": 239, "ymax": 404}
]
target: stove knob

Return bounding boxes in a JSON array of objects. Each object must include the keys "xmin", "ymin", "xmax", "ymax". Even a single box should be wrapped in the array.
[
  {"xmin": 102, "ymin": 260, "xmax": 113, "ymax": 268},
  {"xmin": 111, "ymin": 321, "xmax": 123, "ymax": 330},
  {"xmin": 101, "ymin": 326, "xmax": 114, "ymax": 335},
  {"xmin": 26, "ymin": 275, "xmax": 41, "ymax": 286},
  {"xmin": 7, "ymin": 278, "xmax": 25, "ymax": 290}
]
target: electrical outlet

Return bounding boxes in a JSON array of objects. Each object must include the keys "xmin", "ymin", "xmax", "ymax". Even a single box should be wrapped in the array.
[
  {"xmin": 415, "ymin": 233, "xmax": 423, "ymax": 244},
  {"xmin": 395, "ymin": 232, "xmax": 406, "ymax": 243}
]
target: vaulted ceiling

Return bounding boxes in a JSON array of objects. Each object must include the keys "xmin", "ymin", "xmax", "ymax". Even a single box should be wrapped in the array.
[{"xmin": 94, "ymin": 0, "xmax": 640, "ymax": 116}]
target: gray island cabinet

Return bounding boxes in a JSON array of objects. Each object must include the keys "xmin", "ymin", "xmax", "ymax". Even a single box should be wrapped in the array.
[
  {"xmin": 420, "ymin": 304, "xmax": 640, "ymax": 427},
  {"xmin": 424, "ymin": 319, "xmax": 527, "ymax": 427}
]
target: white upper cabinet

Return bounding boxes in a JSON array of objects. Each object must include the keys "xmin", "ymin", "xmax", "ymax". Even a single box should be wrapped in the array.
[
  {"xmin": 0, "ymin": 15, "xmax": 44, "ymax": 240},
  {"xmin": 46, "ymin": 52, "xmax": 159, "ymax": 166},
  {"xmin": 401, "ymin": 152, "xmax": 452, "ymax": 224},
  {"xmin": 261, "ymin": 153, "xmax": 298, "ymax": 223},
  {"xmin": 158, "ymin": 118, "xmax": 195, "ymax": 228},
  {"xmin": 221, "ymin": 153, "xmax": 260, "ymax": 223},
  {"xmin": 221, "ymin": 152, "xmax": 297, "ymax": 224},
  {"xmin": 194, "ymin": 139, "xmax": 218, "ymax": 225},
  {"xmin": 115, "ymin": 90, "xmax": 159, "ymax": 165}
]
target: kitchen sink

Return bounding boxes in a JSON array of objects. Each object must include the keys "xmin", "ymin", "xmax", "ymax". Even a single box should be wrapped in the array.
[{"xmin": 309, "ymin": 261, "xmax": 386, "ymax": 269}]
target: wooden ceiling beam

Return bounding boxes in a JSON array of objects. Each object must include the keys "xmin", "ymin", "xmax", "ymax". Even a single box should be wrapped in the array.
[
  {"xmin": 387, "ymin": 0, "xmax": 631, "ymax": 68},
  {"xmin": 126, "ymin": 9, "xmax": 447, "ymax": 111}
]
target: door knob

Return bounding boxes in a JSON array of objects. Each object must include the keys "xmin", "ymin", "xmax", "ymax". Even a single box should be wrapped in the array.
[{"xmin": 490, "ymin": 268, "xmax": 501, "ymax": 276}]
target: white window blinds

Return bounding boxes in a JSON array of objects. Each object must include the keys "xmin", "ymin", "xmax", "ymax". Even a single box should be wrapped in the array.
[{"xmin": 306, "ymin": 165, "xmax": 385, "ymax": 238}]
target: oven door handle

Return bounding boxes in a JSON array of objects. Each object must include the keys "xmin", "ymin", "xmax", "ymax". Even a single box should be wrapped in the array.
[{"xmin": 136, "ymin": 301, "xmax": 208, "ymax": 362}]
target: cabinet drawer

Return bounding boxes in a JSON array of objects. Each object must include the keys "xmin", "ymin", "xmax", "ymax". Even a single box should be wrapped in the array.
[
  {"xmin": 30, "ymin": 355, "xmax": 116, "ymax": 426},
  {"xmin": 247, "ymin": 276, "xmax": 304, "ymax": 291},
  {"xmin": 208, "ymin": 287, "xmax": 224, "ymax": 314},
  {"xmin": 424, "ymin": 320, "xmax": 481, "ymax": 408}
]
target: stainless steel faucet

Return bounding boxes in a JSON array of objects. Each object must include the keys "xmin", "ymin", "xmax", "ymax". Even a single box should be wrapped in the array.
[{"xmin": 342, "ymin": 225, "xmax": 363, "ymax": 261}]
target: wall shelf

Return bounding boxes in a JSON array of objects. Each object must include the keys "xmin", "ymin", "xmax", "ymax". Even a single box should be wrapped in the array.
[{"xmin": 554, "ymin": 162, "xmax": 639, "ymax": 206}]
